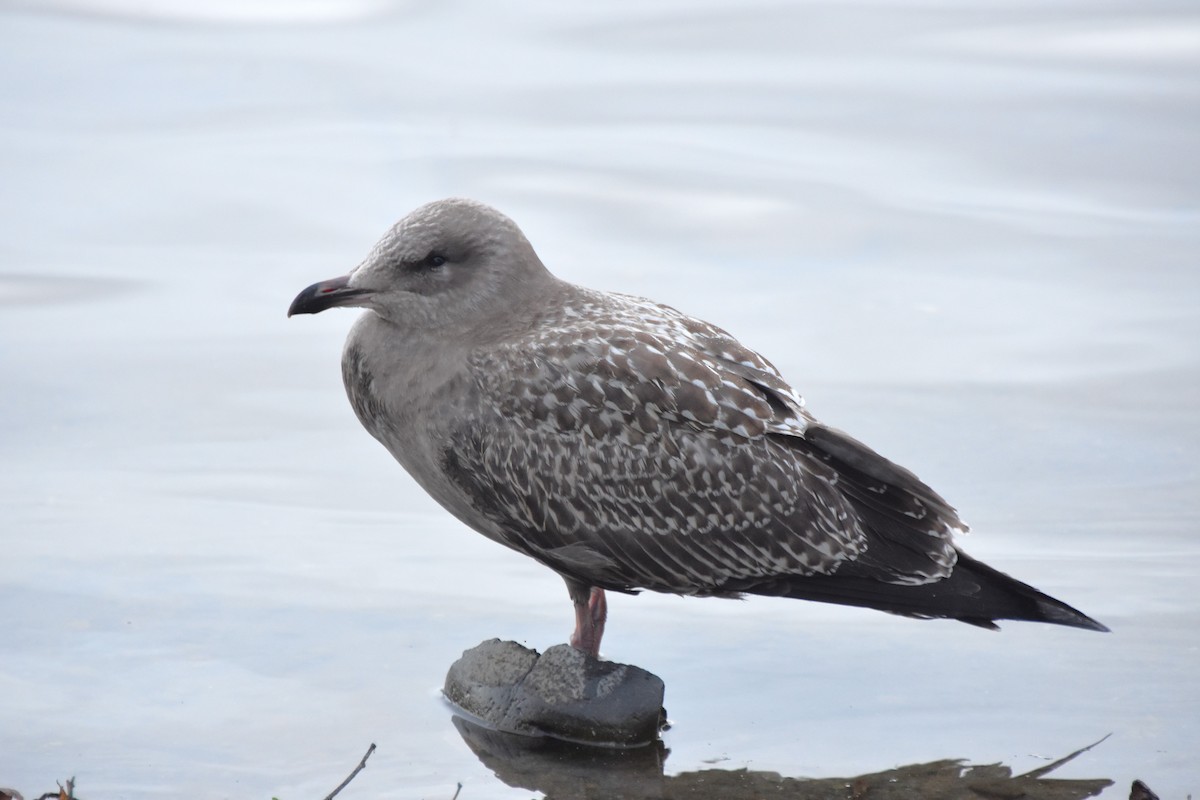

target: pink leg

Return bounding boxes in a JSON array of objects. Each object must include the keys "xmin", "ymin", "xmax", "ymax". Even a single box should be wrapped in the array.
[{"xmin": 569, "ymin": 587, "xmax": 607, "ymax": 657}]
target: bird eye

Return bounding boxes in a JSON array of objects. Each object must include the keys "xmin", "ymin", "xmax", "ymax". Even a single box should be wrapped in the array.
[{"xmin": 424, "ymin": 252, "xmax": 447, "ymax": 268}]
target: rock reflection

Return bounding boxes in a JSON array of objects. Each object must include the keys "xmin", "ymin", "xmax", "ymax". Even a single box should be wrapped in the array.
[
  {"xmin": 452, "ymin": 716, "xmax": 666, "ymax": 799},
  {"xmin": 452, "ymin": 715, "xmax": 1112, "ymax": 800}
]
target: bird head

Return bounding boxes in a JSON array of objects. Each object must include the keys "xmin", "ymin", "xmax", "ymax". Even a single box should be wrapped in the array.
[{"xmin": 288, "ymin": 198, "xmax": 553, "ymax": 332}]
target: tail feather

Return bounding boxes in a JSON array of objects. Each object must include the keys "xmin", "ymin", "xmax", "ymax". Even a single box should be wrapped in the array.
[{"xmin": 728, "ymin": 551, "xmax": 1109, "ymax": 632}]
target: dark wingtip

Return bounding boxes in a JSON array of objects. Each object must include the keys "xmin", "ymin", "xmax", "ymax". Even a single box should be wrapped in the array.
[
  {"xmin": 956, "ymin": 553, "xmax": 1111, "ymax": 633},
  {"xmin": 1036, "ymin": 599, "xmax": 1110, "ymax": 632},
  {"xmin": 731, "ymin": 551, "xmax": 1111, "ymax": 634},
  {"xmin": 968, "ymin": 556, "xmax": 1111, "ymax": 633}
]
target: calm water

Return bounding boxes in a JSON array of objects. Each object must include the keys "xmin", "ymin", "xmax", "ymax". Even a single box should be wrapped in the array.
[{"xmin": 2, "ymin": 1, "xmax": 1197, "ymax": 798}]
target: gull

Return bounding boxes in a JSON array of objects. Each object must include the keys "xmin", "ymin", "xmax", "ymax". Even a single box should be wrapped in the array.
[{"xmin": 288, "ymin": 198, "xmax": 1107, "ymax": 656}]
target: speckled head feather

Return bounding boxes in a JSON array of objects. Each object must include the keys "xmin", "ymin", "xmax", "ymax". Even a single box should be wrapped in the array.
[{"xmin": 289, "ymin": 199, "xmax": 1108, "ymax": 653}]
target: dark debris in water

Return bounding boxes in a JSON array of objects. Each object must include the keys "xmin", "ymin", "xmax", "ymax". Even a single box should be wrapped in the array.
[
  {"xmin": 450, "ymin": 713, "xmax": 1121, "ymax": 800},
  {"xmin": 1128, "ymin": 779, "xmax": 1162, "ymax": 800}
]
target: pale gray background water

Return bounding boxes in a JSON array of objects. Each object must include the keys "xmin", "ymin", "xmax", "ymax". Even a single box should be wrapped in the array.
[{"xmin": 2, "ymin": 1, "xmax": 1197, "ymax": 798}]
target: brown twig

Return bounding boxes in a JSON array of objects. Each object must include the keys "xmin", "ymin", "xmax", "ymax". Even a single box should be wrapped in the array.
[
  {"xmin": 1017, "ymin": 733, "xmax": 1111, "ymax": 779},
  {"xmin": 322, "ymin": 743, "xmax": 376, "ymax": 800}
]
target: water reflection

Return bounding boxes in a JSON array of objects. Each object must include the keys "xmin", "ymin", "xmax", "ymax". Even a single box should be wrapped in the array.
[{"xmin": 452, "ymin": 715, "xmax": 1112, "ymax": 800}]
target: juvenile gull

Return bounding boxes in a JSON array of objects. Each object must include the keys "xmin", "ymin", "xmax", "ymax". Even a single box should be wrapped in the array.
[{"xmin": 288, "ymin": 198, "xmax": 1107, "ymax": 655}]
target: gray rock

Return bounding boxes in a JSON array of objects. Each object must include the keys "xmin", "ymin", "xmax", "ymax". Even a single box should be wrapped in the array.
[{"xmin": 444, "ymin": 639, "xmax": 666, "ymax": 747}]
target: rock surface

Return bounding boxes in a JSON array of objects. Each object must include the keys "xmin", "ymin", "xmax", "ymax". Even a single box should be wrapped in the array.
[{"xmin": 444, "ymin": 639, "xmax": 666, "ymax": 747}]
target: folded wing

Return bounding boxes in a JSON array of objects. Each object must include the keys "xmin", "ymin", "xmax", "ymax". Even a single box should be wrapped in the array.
[{"xmin": 438, "ymin": 298, "xmax": 961, "ymax": 599}]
